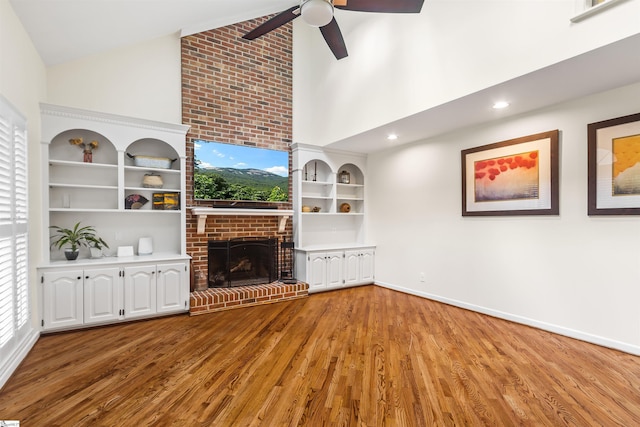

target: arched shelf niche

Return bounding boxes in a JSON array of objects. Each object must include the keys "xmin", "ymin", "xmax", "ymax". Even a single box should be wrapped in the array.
[
  {"xmin": 49, "ymin": 129, "xmax": 117, "ymax": 165},
  {"xmin": 335, "ymin": 163, "xmax": 364, "ymax": 215},
  {"xmin": 301, "ymin": 159, "xmax": 333, "ymax": 214},
  {"xmin": 123, "ymin": 138, "xmax": 182, "ymax": 212}
]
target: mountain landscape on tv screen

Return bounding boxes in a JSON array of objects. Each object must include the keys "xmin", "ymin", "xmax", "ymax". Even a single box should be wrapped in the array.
[{"xmin": 195, "ymin": 166, "xmax": 288, "ymax": 202}]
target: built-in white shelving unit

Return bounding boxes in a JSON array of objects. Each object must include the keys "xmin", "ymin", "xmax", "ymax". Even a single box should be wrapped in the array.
[
  {"xmin": 292, "ymin": 143, "xmax": 375, "ymax": 293},
  {"xmin": 38, "ymin": 104, "xmax": 191, "ymax": 332}
]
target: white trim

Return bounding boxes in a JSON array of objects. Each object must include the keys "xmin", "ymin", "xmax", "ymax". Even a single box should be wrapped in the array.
[
  {"xmin": 0, "ymin": 330, "xmax": 38, "ymax": 389},
  {"xmin": 190, "ymin": 207, "xmax": 293, "ymax": 234},
  {"xmin": 40, "ymin": 103, "xmax": 189, "ymax": 136},
  {"xmin": 571, "ymin": 0, "xmax": 630, "ymax": 23},
  {"xmin": 374, "ymin": 281, "xmax": 640, "ymax": 356}
]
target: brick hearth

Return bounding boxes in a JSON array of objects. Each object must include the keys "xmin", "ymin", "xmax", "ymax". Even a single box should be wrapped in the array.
[{"xmin": 189, "ymin": 281, "xmax": 308, "ymax": 315}]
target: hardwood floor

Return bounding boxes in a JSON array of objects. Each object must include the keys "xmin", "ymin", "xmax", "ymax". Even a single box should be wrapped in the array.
[{"xmin": 1, "ymin": 285, "xmax": 639, "ymax": 426}]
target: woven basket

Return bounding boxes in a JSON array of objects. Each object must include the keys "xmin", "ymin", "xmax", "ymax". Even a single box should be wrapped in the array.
[{"xmin": 142, "ymin": 173, "xmax": 163, "ymax": 188}]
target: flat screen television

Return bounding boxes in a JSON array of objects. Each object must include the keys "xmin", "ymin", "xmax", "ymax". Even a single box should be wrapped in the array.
[{"xmin": 193, "ymin": 139, "xmax": 289, "ymax": 203}]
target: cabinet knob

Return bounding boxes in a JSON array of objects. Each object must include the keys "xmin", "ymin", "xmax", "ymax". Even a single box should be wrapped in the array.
[
  {"xmin": 77, "ymin": 276, "xmax": 81, "ymax": 280},
  {"xmin": 85, "ymin": 276, "xmax": 89, "ymax": 279}
]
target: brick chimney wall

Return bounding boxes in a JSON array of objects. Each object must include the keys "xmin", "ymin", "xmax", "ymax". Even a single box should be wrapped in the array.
[{"xmin": 181, "ymin": 16, "xmax": 293, "ymax": 288}]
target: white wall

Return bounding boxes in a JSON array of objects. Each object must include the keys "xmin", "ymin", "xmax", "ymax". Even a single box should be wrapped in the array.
[
  {"xmin": 293, "ymin": 0, "xmax": 640, "ymax": 146},
  {"xmin": 47, "ymin": 33, "xmax": 183, "ymax": 124},
  {"xmin": 368, "ymin": 81, "xmax": 640, "ymax": 354},
  {"xmin": 1, "ymin": 0, "xmax": 46, "ymax": 307}
]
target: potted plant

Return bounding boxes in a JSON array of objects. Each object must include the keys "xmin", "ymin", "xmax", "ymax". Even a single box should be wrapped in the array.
[{"xmin": 50, "ymin": 222, "xmax": 109, "ymax": 260}]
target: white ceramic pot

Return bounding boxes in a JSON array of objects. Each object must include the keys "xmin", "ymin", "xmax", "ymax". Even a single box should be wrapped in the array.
[{"xmin": 90, "ymin": 247, "xmax": 102, "ymax": 258}]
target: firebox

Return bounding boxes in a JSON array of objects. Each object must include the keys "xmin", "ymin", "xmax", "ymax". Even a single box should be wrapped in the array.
[{"xmin": 208, "ymin": 238, "xmax": 278, "ymax": 288}]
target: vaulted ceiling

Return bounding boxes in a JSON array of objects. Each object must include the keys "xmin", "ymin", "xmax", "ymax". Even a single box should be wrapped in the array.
[
  {"xmin": 10, "ymin": 0, "xmax": 294, "ymax": 65},
  {"xmin": 10, "ymin": 0, "xmax": 640, "ymax": 152}
]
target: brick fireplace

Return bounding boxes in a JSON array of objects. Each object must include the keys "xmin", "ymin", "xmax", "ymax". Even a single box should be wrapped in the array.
[
  {"xmin": 186, "ymin": 213, "xmax": 307, "ymax": 315},
  {"xmin": 182, "ymin": 15, "xmax": 306, "ymax": 314}
]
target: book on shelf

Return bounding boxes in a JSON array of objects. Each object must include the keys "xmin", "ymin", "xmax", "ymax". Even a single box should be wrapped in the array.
[{"xmin": 153, "ymin": 192, "xmax": 180, "ymax": 210}]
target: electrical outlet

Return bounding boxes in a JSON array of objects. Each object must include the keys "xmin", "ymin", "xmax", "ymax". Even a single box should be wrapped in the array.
[{"xmin": 419, "ymin": 272, "xmax": 425, "ymax": 282}]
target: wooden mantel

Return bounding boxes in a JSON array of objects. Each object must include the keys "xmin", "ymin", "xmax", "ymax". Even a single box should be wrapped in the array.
[{"xmin": 190, "ymin": 207, "xmax": 294, "ymax": 234}]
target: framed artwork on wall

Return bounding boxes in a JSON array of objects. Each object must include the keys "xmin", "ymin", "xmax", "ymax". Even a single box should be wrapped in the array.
[
  {"xmin": 588, "ymin": 112, "xmax": 640, "ymax": 215},
  {"xmin": 461, "ymin": 130, "xmax": 559, "ymax": 216}
]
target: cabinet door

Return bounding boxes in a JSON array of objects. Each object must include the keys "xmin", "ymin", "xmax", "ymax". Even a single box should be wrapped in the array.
[
  {"xmin": 84, "ymin": 267, "xmax": 121, "ymax": 325},
  {"xmin": 325, "ymin": 251, "xmax": 344, "ymax": 288},
  {"xmin": 124, "ymin": 265, "xmax": 157, "ymax": 319},
  {"xmin": 343, "ymin": 250, "xmax": 360, "ymax": 286},
  {"xmin": 307, "ymin": 252, "xmax": 328, "ymax": 290},
  {"xmin": 360, "ymin": 249, "xmax": 375, "ymax": 283},
  {"xmin": 42, "ymin": 270, "xmax": 84, "ymax": 330},
  {"xmin": 157, "ymin": 262, "xmax": 187, "ymax": 313}
]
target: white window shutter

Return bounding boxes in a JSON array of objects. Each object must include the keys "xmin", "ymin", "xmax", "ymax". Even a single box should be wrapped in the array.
[
  {"xmin": 0, "ymin": 238, "xmax": 14, "ymax": 347},
  {"xmin": 0, "ymin": 96, "xmax": 30, "ymax": 365},
  {"xmin": 0, "ymin": 116, "xmax": 11, "ymax": 224},
  {"xmin": 14, "ymin": 125, "xmax": 28, "ymax": 223}
]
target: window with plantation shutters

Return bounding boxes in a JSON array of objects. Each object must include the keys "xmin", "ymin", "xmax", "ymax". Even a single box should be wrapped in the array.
[{"xmin": 0, "ymin": 96, "xmax": 29, "ymax": 364}]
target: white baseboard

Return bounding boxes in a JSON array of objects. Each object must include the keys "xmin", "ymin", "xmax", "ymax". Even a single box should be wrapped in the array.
[
  {"xmin": 0, "ymin": 328, "xmax": 39, "ymax": 390},
  {"xmin": 375, "ymin": 281, "xmax": 640, "ymax": 356}
]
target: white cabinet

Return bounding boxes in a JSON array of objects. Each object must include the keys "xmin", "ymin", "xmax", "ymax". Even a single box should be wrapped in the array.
[
  {"xmin": 124, "ymin": 265, "xmax": 157, "ymax": 319},
  {"xmin": 42, "ymin": 270, "xmax": 84, "ymax": 330},
  {"xmin": 297, "ymin": 247, "xmax": 374, "ymax": 293},
  {"xmin": 360, "ymin": 250, "xmax": 375, "ymax": 283},
  {"xmin": 39, "ymin": 105, "xmax": 191, "ymax": 332},
  {"xmin": 84, "ymin": 267, "xmax": 121, "ymax": 325},
  {"xmin": 305, "ymin": 251, "xmax": 344, "ymax": 291},
  {"xmin": 156, "ymin": 262, "xmax": 188, "ymax": 313},
  {"xmin": 344, "ymin": 248, "xmax": 375, "ymax": 287},
  {"xmin": 292, "ymin": 144, "xmax": 375, "ymax": 292},
  {"xmin": 124, "ymin": 262, "xmax": 187, "ymax": 317},
  {"xmin": 39, "ymin": 258, "xmax": 189, "ymax": 332}
]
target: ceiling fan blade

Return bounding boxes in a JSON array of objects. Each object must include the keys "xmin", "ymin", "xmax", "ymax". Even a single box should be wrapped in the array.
[
  {"xmin": 242, "ymin": 6, "xmax": 300, "ymax": 40},
  {"xmin": 336, "ymin": 0, "xmax": 424, "ymax": 13},
  {"xmin": 319, "ymin": 18, "xmax": 348, "ymax": 60}
]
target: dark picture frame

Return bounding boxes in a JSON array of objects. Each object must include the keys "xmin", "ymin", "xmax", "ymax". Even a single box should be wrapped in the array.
[
  {"xmin": 588, "ymin": 112, "xmax": 640, "ymax": 215},
  {"xmin": 462, "ymin": 130, "xmax": 559, "ymax": 216}
]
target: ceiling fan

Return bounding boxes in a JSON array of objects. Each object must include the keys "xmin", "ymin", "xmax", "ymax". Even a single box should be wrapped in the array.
[{"xmin": 242, "ymin": 0, "xmax": 425, "ymax": 60}]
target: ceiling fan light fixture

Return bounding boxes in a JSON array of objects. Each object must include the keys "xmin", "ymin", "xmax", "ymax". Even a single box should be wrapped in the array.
[{"xmin": 301, "ymin": 0, "xmax": 334, "ymax": 27}]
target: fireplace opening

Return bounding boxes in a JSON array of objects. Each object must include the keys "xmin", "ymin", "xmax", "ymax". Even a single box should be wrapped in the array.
[{"xmin": 208, "ymin": 238, "xmax": 278, "ymax": 288}]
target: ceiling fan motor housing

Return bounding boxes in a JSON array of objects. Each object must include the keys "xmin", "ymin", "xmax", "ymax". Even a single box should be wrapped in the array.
[{"xmin": 300, "ymin": 0, "xmax": 334, "ymax": 27}]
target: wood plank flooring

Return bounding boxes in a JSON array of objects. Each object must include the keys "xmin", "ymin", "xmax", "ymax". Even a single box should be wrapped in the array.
[{"xmin": 1, "ymin": 285, "xmax": 639, "ymax": 426}]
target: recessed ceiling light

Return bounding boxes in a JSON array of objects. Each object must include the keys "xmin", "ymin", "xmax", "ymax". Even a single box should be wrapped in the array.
[
  {"xmin": 493, "ymin": 101, "xmax": 510, "ymax": 109},
  {"xmin": 387, "ymin": 134, "xmax": 398, "ymax": 140}
]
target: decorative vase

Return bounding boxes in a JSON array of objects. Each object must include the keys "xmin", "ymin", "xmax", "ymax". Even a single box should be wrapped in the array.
[
  {"xmin": 90, "ymin": 247, "xmax": 102, "ymax": 259},
  {"xmin": 64, "ymin": 249, "xmax": 79, "ymax": 261}
]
